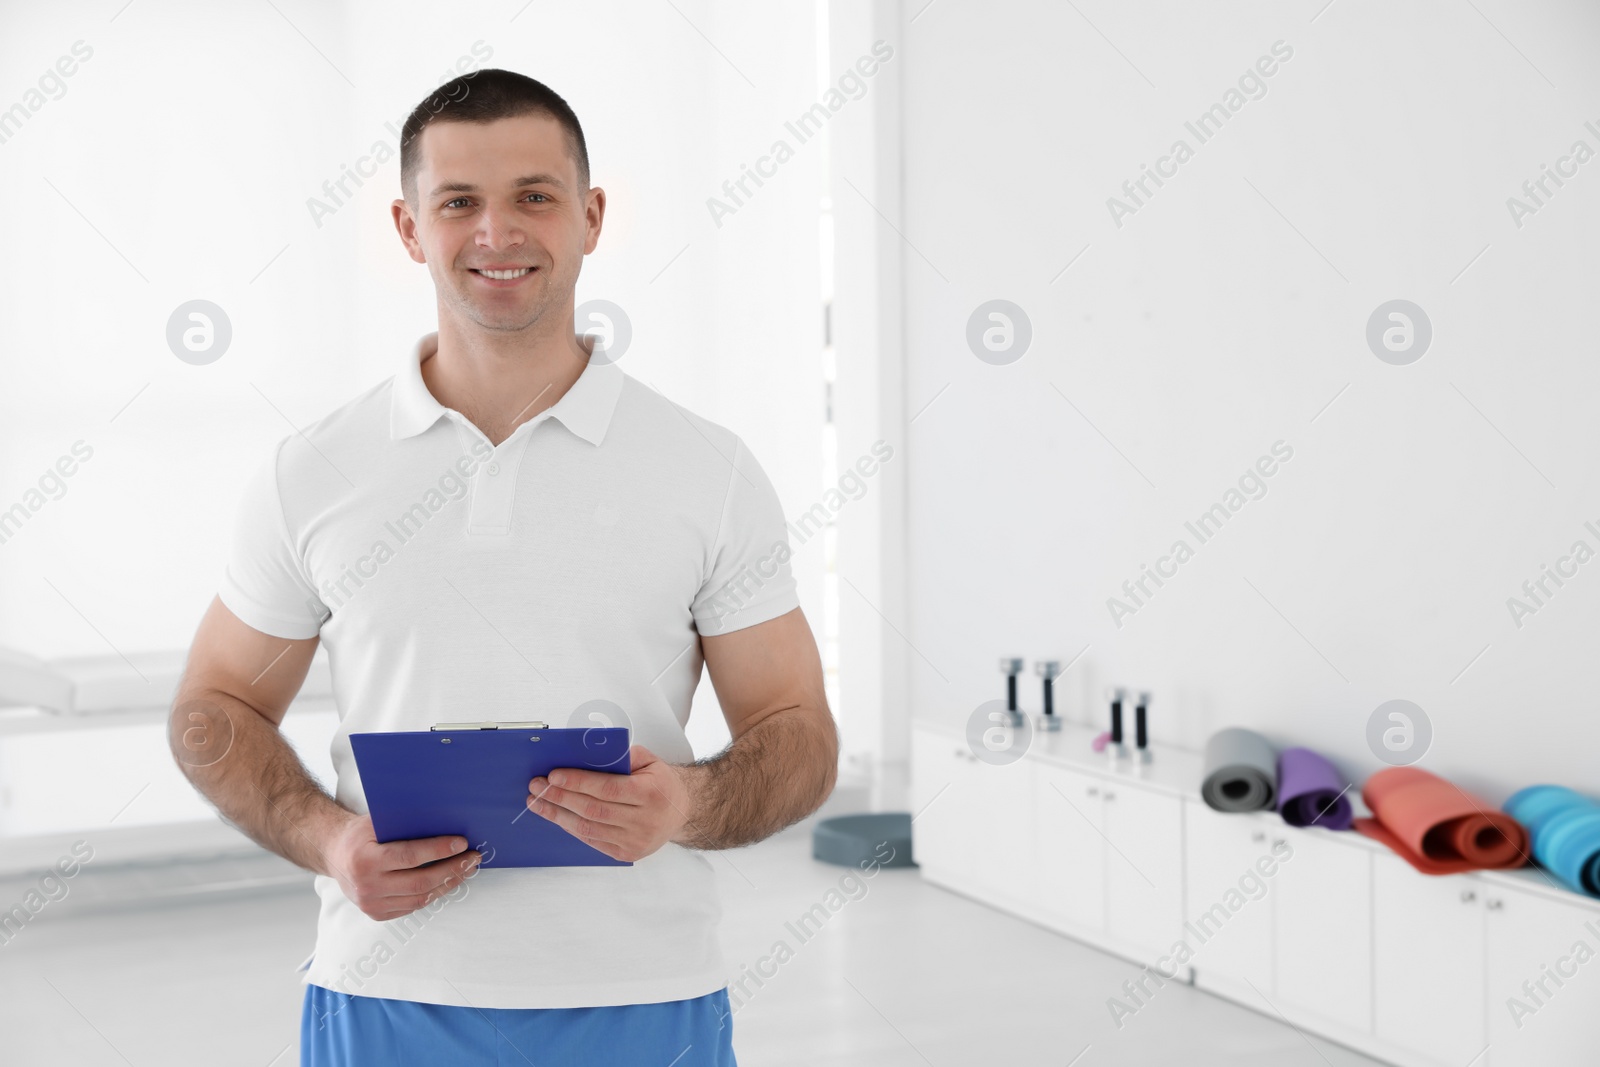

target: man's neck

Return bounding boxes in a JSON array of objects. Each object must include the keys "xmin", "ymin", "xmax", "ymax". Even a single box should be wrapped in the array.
[{"xmin": 424, "ymin": 315, "xmax": 592, "ymax": 447}]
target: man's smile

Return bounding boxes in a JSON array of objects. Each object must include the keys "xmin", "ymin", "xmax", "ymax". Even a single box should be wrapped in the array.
[{"xmin": 469, "ymin": 265, "xmax": 536, "ymax": 285}]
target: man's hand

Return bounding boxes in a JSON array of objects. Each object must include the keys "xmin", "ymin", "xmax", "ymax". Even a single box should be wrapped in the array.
[
  {"xmin": 526, "ymin": 745, "xmax": 696, "ymax": 862},
  {"xmin": 324, "ymin": 814, "xmax": 483, "ymax": 921}
]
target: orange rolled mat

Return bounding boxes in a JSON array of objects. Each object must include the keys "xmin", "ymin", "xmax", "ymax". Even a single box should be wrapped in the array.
[{"xmin": 1353, "ymin": 767, "xmax": 1530, "ymax": 875}]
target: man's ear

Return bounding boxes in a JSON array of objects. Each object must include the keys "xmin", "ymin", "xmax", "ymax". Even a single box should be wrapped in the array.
[
  {"xmin": 584, "ymin": 187, "xmax": 606, "ymax": 255},
  {"xmin": 392, "ymin": 199, "xmax": 427, "ymax": 264}
]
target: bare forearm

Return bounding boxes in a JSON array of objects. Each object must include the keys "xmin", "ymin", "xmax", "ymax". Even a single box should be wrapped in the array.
[
  {"xmin": 168, "ymin": 688, "xmax": 352, "ymax": 877},
  {"xmin": 673, "ymin": 709, "xmax": 838, "ymax": 850}
]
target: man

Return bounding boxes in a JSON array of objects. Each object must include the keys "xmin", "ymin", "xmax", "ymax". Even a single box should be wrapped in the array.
[{"xmin": 168, "ymin": 68, "xmax": 837, "ymax": 1066}]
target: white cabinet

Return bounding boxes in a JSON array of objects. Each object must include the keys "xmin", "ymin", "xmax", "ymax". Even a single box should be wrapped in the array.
[
  {"xmin": 1101, "ymin": 781, "xmax": 1184, "ymax": 957},
  {"xmin": 909, "ymin": 727, "xmax": 1034, "ymax": 901},
  {"xmin": 1184, "ymin": 800, "xmax": 1275, "ymax": 989},
  {"xmin": 1484, "ymin": 882, "xmax": 1600, "ymax": 1066},
  {"xmin": 1274, "ymin": 830, "xmax": 1372, "ymax": 1034},
  {"xmin": 912, "ymin": 722, "xmax": 1600, "ymax": 1067},
  {"xmin": 970, "ymin": 757, "xmax": 1036, "ymax": 898},
  {"xmin": 1033, "ymin": 763, "xmax": 1106, "ymax": 930},
  {"xmin": 909, "ymin": 728, "xmax": 978, "ymax": 875},
  {"xmin": 1187, "ymin": 808, "xmax": 1376, "ymax": 1037},
  {"xmin": 1372, "ymin": 852, "xmax": 1487, "ymax": 1065},
  {"xmin": 1030, "ymin": 759, "xmax": 1183, "ymax": 959}
]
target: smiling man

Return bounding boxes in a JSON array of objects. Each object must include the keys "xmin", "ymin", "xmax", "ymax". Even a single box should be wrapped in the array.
[{"xmin": 168, "ymin": 69, "xmax": 837, "ymax": 1066}]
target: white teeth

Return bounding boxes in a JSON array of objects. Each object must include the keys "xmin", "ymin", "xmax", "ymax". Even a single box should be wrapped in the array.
[{"xmin": 477, "ymin": 268, "xmax": 531, "ymax": 280}]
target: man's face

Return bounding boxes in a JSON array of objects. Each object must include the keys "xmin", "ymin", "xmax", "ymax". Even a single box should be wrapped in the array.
[{"xmin": 394, "ymin": 113, "xmax": 602, "ymax": 334}]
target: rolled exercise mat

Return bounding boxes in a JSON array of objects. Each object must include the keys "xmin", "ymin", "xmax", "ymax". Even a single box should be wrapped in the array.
[
  {"xmin": 1353, "ymin": 767, "xmax": 1529, "ymax": 875},
  {"xmin": 1201, "ymin": 728, "xmax": 1277, "ymax": 812},
  {"xmin": 1504, "ymin": 785, "xmax": 1600, "ymax": 897},
  {"xmin": 1276, "ymin": 747, "xmax": 1354, "ymax": 830}
]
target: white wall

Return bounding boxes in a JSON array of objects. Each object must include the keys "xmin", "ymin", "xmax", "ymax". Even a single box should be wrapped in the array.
[
  {"xmin": 899, "ymin": 0, "xmax": 1600, "ymax": 799},
  {"xmin": 0, "ymin": 0, "xmax": 361, "ymax": 662},
  {"xmin": 827, "ymin": 0, "xmax": 911, "ymax": 802}
]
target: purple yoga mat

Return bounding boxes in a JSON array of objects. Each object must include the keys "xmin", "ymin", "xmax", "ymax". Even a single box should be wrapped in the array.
[{"xmin": 1276, "ymin": 747, "xmax": 1353, "ymax": 830}]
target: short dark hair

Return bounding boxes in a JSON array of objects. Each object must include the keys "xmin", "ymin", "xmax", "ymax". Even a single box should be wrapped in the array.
[{"xmin": 399, "ymin": 68, "xmax": 590, "ymax": 206}]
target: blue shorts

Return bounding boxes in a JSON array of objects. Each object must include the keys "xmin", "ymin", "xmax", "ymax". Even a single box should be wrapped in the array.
[{"xmin": 300, "ymin": 982, "xmax": 737, "ymax": 1067}]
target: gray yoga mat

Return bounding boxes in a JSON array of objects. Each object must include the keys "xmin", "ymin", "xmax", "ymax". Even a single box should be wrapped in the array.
[{"xmin": 1202, "ymin": 727, "xmax": 1277, "ymax": 812}]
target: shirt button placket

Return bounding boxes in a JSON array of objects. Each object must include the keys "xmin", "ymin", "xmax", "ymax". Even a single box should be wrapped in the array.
[{"xmin": 467, "ymin": 431, "xmax": 531, "ymax": 536}]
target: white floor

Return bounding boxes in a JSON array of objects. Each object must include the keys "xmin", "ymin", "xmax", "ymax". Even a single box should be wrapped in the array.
[{"xmin": 0, "ymin": 826, "xmax": 1388, "ymax": 1066}]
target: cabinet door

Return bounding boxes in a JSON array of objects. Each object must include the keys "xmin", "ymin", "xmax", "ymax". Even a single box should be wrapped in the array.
[
  {"xmin": 1183, "ymin": 801, "xmax": 1274, "ymax": 988},
  {"xmin": 968, "ymin": 759, "xmax": 1036, "ymax": 900},
  {"xmin": 1484, "ymin": 884, "xmax": 1600, "ymax": 1067},
  {"xmin": 1102, "ymin": 783, "xmax": 1185, "ymax": 958},
  {"xmin": 909, "ymin": 729, "xmax": 982, "ymax": 875},
  {"xmin": 1371, "ymin": 852, "xmax": 1486, "ymax": 1064},
  {"xmin": 1274, "ymin": 830, "xmax": 1373, "ymax": 1034},
  {"xmin": 1033, "ymin": 764, "xmax": 1106, "ymax": 930}
]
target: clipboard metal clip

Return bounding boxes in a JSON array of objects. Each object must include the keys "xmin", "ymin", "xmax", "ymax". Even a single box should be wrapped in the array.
[{"xmin": 430, "ymin": 720, "xmax": 549, "ymax": 731}]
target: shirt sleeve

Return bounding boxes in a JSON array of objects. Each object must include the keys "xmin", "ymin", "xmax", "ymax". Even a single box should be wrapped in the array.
[
  {"xmin": 690, "ymin": 436, "xmax": 800, "ymax": 636},
  {"xmin": 217, "ymin": 438, "xmax": 327, "ymax": 640}
]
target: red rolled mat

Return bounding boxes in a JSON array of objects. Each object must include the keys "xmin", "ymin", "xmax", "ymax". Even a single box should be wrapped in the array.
[{"xmin": 1353, "ymin": 767, "xmax": 1530, "ymax": 875}]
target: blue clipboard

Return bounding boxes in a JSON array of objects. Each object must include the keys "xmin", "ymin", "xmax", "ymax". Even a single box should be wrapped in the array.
[{"xmin": 349, "ymin": 722, "xmax": 633, "ymax": 868}]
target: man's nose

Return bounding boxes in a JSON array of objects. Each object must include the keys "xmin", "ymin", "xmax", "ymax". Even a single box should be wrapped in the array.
[{"xmin": 473, "ymin": 203, "xmax": 526, "ymax": 249}]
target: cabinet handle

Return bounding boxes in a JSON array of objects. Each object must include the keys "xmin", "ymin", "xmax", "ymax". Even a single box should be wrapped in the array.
[
  {"xmin": 1086, "ymin": 787, "xmax": 1099, "ymax": 797},
  {"xmin": 1104, "ymin": 792, "xmax": 1116, "ymax": 801},
  {"xmin": 1460, "ymin": 890, "xmax": 1476, "ymax": 904},
  {"xmin": 1251, "ymin": 832, "xmax": 1266, "ymax": 843},
  {"xmin": 1487, "ymin": 899, "xmax": 1504, "ymax": 911}
]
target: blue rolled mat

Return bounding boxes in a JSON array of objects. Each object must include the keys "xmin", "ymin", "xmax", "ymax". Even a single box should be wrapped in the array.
[{"xmin": 1504, "ymin": 784, "xmax": 1600, "ymax": 897}]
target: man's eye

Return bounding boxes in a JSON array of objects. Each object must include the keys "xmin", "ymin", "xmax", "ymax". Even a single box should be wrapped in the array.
[
  {"xmin": 444, "ymin": 198, "xmax": 470, "ymax": 209},
  {"xmin": 526, "ymin": 193, "xmax": 547, "ymax": 203}
]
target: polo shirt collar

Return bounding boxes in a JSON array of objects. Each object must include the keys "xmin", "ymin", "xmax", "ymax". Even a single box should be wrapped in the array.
[{"xmin": 390, "ymin": 331, "xmax": 623, "ymax": 446}]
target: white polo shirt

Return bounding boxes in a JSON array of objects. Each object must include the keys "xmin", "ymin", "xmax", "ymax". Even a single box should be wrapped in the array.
[{"xmin": 218, "ymin": 332, "xmax": 799, "ymax": 1010}]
